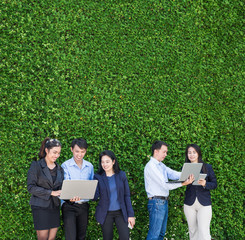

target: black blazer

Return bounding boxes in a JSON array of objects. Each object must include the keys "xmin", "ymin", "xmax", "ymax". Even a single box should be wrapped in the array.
[
  {"xmin": 94, "ymin": 171, "xmax": 134, "ymax": 225},
  {"xmin": 27, "ymin": 158, "xmax": 64, "ymax": 207},
  {"xmin": 184, "ymin": 163, "xmax": 217, "ymax": 206}
]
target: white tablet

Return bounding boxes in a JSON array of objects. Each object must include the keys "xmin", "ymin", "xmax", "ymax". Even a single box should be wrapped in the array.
[
  {"xmin": 192, "ymin": 173, "xmax": 207, "ymax": 185},
  {"xmin": 60, "ymin": 180, "xmax": 98, "ymax": 200}
]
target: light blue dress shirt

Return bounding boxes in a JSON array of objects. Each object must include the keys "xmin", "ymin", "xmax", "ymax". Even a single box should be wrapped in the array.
[
  {"xmin": 144, "ymin": 157, "xmax": 182, "ymax": 198},
  {"xmin": 61, "ymin": 157, "xmax": 94, "ymax": 202}
]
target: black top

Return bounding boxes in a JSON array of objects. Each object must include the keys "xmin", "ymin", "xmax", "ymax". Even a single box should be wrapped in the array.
[{"xmin": 49, "ymin": 165, "xmax": 57, "ymax": 183}]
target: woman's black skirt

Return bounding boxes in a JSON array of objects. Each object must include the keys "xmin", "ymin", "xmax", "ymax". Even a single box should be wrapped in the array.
[{"xmin": 31, "ymin": 205, "xmax": 60, "ymax": 230}]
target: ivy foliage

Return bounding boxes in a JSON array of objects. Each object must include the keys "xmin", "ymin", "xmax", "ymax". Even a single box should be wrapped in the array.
[{"xmin": 1, "ymin": 0, "xmax": 244, "ymax": 239}]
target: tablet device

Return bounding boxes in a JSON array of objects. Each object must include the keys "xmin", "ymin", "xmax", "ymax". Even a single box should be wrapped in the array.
[
  {"xmin": 60, "ymin": 180, "xmax": 98, "ymax": 200},
  {"xmin": 167, "ymin": 163, "xmax": 203, "ymax": 183},
  {"xmin": 192, "ymin": 173, "xmax": 207, "ymax": 185}
]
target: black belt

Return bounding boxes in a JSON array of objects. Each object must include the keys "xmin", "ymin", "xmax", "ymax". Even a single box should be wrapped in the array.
[
  {"xmin": 75, "ymin": 201, "xmax": 88, "ymax": 205},
  {"xmin": 65, "ymin": 201, "xmax": 88, "ymax": 205},
  {"xmin": 149, "ymin": 196, "xmax": 169, "ymax": 200}
]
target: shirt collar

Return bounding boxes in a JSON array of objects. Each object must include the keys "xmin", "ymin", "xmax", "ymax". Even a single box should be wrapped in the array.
[
  {"xmin": 150, "ymin": 156, "xmax": 161, "ymax": 165},
  {"xmin": 69, "ymin": 157, "xmax": 88, "ymax": 169}
]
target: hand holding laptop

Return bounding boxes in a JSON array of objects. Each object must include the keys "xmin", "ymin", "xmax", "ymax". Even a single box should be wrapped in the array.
[
  {"xmin": 51, "ymin": 190, "xmax": 61, "ymax": 197},
  {"xmin": 70, "ymin": 196, "xmax": 81, "ymax": 202},
  {"xmin": 181, "ymin": 174, "xmax": 195, "ymax": 186}
]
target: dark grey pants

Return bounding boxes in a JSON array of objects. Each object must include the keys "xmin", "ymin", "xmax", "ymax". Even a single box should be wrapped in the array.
[
  {"xmin": 62, "ymin": 202, "xmax": 89, "ymax": 240},
  {"xmin": 101, "ymin": 210, "xmax": 129, "ymax": 240}
]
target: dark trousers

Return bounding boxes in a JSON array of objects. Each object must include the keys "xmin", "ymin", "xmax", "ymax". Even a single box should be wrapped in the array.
[
  {"xmin": 62, "ymin": 202, "xmax": 89, "ymax": 240},
  {"xmin": 101, "ymin": 210, "xmax": 129, "ymax": 240}
]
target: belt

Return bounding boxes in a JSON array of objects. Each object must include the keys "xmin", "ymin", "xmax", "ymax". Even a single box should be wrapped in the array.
[
  {"xmin": 76, "ymin": 201, "xmax": 88, "ymax": 205},
  {"xmin": 66, "ymin": 201, "xmax": 87, "ymax": 205},
  {"xmin": 64, "ymin": 201, "xmax": 88, "ymax": 206},
  {"xmin": 149, "ymin": 196, "xmax": 169, "ymax": 200}
]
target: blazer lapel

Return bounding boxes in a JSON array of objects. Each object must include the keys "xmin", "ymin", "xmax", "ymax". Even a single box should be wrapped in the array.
[{"xmin": 102, "ymin": 173, "xmax": 110, "ymax": 199}]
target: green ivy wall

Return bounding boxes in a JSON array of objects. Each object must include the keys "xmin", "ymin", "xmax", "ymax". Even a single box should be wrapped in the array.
[{"xmin": 1, "ymin": 0, "xmax": 244, "ymax": 239}]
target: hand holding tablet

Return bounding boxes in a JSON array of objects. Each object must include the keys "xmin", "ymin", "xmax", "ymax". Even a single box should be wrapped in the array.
[{"xmin": 192, "ymin": 173, "xmax": 207, "ymax": 185}]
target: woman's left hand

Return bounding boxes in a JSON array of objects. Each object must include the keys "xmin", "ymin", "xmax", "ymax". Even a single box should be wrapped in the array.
[
  {"xmin": 51, "ymin": 190, "xmax": 61, "ymax": 197},
  {"xmin": 198, "ymin": 179, "xmax": 206, "ymax": 187},
  {"xmin": 128, "ymin": 217, "xmax": 136, "ymax": 229}
]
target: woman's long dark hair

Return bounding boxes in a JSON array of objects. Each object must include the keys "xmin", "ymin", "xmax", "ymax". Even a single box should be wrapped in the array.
[
  {"xmin": 97, "ymin": 150, "xmax": 121, "ymax": 175},
  {"xmin": 185, "ymin": 144, "xmax": 207, "ymax": 173},
  {"xmin": 38, "ymin": 137, "xmax": 62, "ymax": 159}
]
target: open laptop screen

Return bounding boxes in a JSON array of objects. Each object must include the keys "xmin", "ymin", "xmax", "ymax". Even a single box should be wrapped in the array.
[{"xmin": 60, "ymin": 180, "xmax": 98, "ymax": 200}]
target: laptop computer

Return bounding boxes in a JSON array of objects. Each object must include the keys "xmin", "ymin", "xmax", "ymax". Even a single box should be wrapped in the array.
[
  {"xmin": 192, "ymin": 173, "xmax": 207, "ymax": 185},
  {"xmin": 60, "ymin": 180, "xmax": 98, "ymax": 200},
  {"xmin": 166, "ymin": 163, "xmax": 203, "ymax": 183}
]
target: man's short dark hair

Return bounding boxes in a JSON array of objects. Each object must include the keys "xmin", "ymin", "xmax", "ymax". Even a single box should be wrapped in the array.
[
  {"xmin": 71, "ymin": 138, "xmax": 88, "ymax": 149},
  {"xmin": 151, "ymin": 140, "xmax": 168, "ymax": 156}
]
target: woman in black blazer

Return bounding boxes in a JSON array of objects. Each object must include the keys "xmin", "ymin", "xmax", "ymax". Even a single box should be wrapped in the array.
[
  {"xmin": 94, "ymin": 150, "xmax": 135, "ymax": 240},
  {"xmin": 27, "ymin": 138, "xmax": 64, "ymax": 240},
  {"xmin": 184, "ymin": 144, "xmax": 217, "ymax": 240}
]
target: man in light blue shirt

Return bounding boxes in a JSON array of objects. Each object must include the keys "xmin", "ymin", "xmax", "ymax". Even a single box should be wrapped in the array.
[
  {"xmin": 61, "ymin": 138, "xmax": 94, "ymax": 240},
  {"xmin": 144, "ymin": 141, "xmax": 193, "ymax": 240}
]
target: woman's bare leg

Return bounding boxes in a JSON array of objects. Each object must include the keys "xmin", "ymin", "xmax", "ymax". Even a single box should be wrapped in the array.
[{"xmin": 48, "ymin": 227, "xmax": 58, "ymax": 240}]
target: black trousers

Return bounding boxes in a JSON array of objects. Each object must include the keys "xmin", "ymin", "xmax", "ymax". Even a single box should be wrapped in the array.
[
  {"xmin": 101, "ymin": 210, "xmax": 129, "ymax": 240},
  {"xmin": 62, "ymin": 202, "xmax": 89, "ymax": 240}
]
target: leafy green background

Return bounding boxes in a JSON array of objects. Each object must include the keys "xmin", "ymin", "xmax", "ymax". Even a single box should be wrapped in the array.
[{"xmin": 1, "ymin": 0, "xmax": 244, "ymax": 239}]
